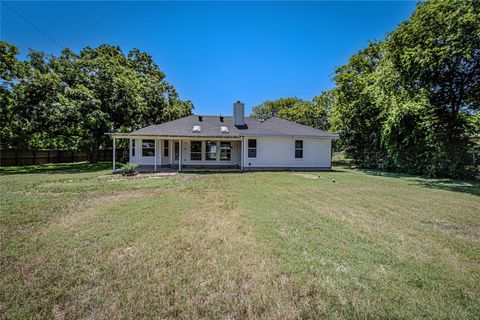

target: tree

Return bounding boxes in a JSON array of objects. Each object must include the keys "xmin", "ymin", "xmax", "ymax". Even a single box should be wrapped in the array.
[
  {"xmin": 387, "ymin": 0, "xmax": 480, "ymax": 116},
  {"xmin": 251, "ymin": 97, "xmax": 304, "ymax": 120},
  {"xmin": 382, "ymin": 0, "xmax": 480, "ymax": 177},
  {"xmin": 0, "ymin": 41, "xmax": 24, "ymax": 148},
  {"xmin": 0, "ymin": 43, "xmax": 193, "ymax": 162},
  {"xmin": 277, "ymin": 91, "xmax": 334, "ymax": 131},
  {"xmin": 330, "ymin": 41, "xmax": 385, "ymax": 167}
]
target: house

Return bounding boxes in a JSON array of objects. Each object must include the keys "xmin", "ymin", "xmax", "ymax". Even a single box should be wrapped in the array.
[{"xmin": 107, "ymin": 101, "xmax": 339, "ymax": 171}]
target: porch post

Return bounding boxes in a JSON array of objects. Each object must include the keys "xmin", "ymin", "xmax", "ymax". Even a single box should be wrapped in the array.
[
  {"xmin": 112, "ymin": 137, "xmax": 116, "ymax": 172},
  {"xmin": 154, "ymin": 139, "xmax": 157, "ymax": 171},
  {"xmin": 240, "ymin": 138, "xmax": 244, "ymax": 170},
  {"xmin": 170, "ymin": 140, "xmax": 173, "ymax": 166},
  {"xmin": 179, "ymin": 139, "xmax": 182, "ymax": 171}
]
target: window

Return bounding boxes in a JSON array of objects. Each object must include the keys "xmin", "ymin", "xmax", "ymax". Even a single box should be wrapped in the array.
[
  {"xmin": 220, "ymin": 126, "xmax": 229, "ymax": 133},
  {"xmin": 220, "ymin": 142, "xmax": 231, "ymax": 161},
  {"xmin": 193, "ymin": 125, "xmax": 201, "ymax": 132},
  {"xmin": 295, "ymin": 140, "xmax": 303, "ymax": 159},
  {"xmin": 163, "ymin": 140, "xmax": 169, "ymax": 157},
  {"xmin": 190, "ymin": 141, "xmax": 202, "ymax": 160},
  {"xmin": 205, "ymin": 141, "xmax": 217, "ymax": 161},
  {"xmin": 174, "ymin": 141, "xmax": 179, "ymax": 161},
  {"xmin": 142, "ymin": 139, "xmax": 155, "ymax": 157},
  {"xmin": 131, "ymin": 139, "xmax": 135, "ymax": 157},
  {"xmin": 248, "ymin": 139, "xmax": 257, "ymax": 158}
]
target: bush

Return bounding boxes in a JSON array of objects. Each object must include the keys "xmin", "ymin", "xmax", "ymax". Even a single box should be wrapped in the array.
[{"xmin": 120, "ymin": 163, "xmax": 138, "ymax": 176}]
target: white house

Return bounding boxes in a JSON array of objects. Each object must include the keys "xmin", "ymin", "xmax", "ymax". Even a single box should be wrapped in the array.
[{"xmin": 107, "ymin": 101, "xmax": 338, "ymax": 171}]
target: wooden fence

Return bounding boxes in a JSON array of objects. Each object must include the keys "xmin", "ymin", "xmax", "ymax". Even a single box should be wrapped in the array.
[{"xmin": 0, "ymin": 148, "xmax": 128, "ymax": 166}]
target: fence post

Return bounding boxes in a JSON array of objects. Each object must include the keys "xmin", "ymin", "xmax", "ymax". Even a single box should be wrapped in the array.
[
  {"xmin": 15, "ymin": 148, "xmax": 18, "ymax": 166},
  {"xmin": 32, "ymin": 150, "xmax": 36, "ymax": 165},
  {"xmin": 48, "ymin": 150, "xmax": 51, "ymax": 163}
]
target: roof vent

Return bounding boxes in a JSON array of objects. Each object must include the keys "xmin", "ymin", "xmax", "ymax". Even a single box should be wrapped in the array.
[
  {"xmin": 220, "ymin": 126, "xmax": 229, "ymax": 133},
  {"xmin": 219, "ymin": 116, "xmax": 224, "ymax": 122},
  {"xmin": 198, "ymin": 116, "xmax": 203, "ymax": 122},
  {"xmin": 193, "ymin": 125, "xmax": 201, "ymax": 132}
]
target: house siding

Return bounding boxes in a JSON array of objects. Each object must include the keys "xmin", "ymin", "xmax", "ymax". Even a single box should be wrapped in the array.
[{"xmin": 242, "ymin": 137, "xmax": 332, "ymax": 169}]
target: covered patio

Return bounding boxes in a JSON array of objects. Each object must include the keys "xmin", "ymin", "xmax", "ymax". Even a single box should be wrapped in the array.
[{"xmin": 108, "ymin": 133, "xmax": 244, "ymax": 172}]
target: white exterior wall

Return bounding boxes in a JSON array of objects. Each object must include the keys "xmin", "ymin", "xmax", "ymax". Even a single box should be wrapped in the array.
[
  {"xmin": 129, "ymin": 137, "xmax": 332, "ymax": 169},
  {"xmin": 242, "ymin": 137, "xmax": 332, "ymax": 169}
]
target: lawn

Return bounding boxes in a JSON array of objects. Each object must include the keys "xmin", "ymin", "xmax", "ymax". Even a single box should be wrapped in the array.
[{"xmin": 1, "ymin": 163, "xmax": 479, "ymax": 319}]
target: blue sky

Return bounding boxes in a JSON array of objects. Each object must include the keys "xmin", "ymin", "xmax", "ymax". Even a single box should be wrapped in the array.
[{"xmin": 1, "ymin": 1, "xmax": 417, "ymax": 115}]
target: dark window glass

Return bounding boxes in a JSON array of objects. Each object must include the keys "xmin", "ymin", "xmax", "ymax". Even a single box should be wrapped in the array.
[
  {"xmin": 131, "ymin": 139, "xmax": 135, "ymax": 157},
  {"xmin": 190, "ymin": 141, "xmax": 202, "ymax": 160},
  {"xmin": 174, "ymin": 142, "xmax": 179, "ymax": 160},
  {"xmin": 248, "ymin": 139, "xmax": 257, "ymax": 158},
  {"xmin": 163, "ymin": 140, "xmax": 169, "ymax": 157},
  {"xmin": 206, "ymin": 141, "xmax": 217, "ymax": 161},
  {"xmin": 220, "ymin": 142, "xmax": 231, "ymax": 161},
  {"xmin": 142, "ymin": 139, "xmax": 155, "ymax": 157},
  {"xmin": 295, "ymin": 140, "xmax": 303, "ymax": 159}
]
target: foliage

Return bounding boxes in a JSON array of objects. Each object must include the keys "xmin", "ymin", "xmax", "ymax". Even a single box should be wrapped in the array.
[
  {"xmin": 0, "ymin": 43, "xmax": 193, "ymax": 162},
  {"xmin": 277, "ymin": 91, "xmax": 333, "ymax": 131},
  {"xmin": 387, "ymin": 0, "xmax": 480, "ymax": 115},
  {"xmin": 331, "ymin": 0, "xmax": 479, "ymax": 178},
  {"xmin": 120, "ymin": 162, "xmax": 139, "ymax": 176},
  {"xmin": 330, "ymin": 41, "xmax": 385, "ymax": 167},
  {"xmin": 250, "ymin": 0, "xmax": 479, "ymax": 179},
  {"xmin": 250, "ymin": 97, "xmax": 304, "ymax": 120}
]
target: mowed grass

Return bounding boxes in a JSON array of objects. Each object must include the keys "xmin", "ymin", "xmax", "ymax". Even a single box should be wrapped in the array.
[{"xmin": 1, "ymin": 163, "xmax": 479, "ymax": 319}]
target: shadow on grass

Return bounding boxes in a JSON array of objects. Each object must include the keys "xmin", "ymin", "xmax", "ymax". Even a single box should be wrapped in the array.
[
  {"xmin": 360, "ymin": 168, "xmax": 480, "ymax": 197},
  {"xmin": 0, "ymin": 162, "xmax": 112, "ymax": 175}
]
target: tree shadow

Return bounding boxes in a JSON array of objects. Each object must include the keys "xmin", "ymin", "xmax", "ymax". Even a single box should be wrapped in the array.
[
  {"xmin": 0, "ymin": 162, "xmax": 112, "ymax": 175},
  {"xmin": 360, "ymin": 169, "xmax": 480, "ymax": 197}
]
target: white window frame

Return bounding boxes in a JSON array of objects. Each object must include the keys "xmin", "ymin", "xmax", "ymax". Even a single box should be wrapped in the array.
[
  {"xmin": 247, "ymin": 139, "xmax": 257, "ymax": 158},
  {"xmin": 295, "ymin": 140, "xmax": 303, "ymax": 159},
  {"xmin": 142, "ymin": 139, "xmax": 155, "ymax": 157},
  {"xmin": 190, "ymin": 141, "xmax": 202, "ymax": 161}
]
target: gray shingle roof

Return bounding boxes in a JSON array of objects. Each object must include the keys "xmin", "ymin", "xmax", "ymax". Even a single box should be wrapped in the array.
[{"xmin": 129, "ymin": 115, "xmax": 338, "ymax": 138}]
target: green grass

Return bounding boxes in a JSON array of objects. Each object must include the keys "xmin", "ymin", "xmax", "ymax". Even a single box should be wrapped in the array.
[{"xmin": 1, "ymin": 162, "xmax": 479, "ymax": 319}]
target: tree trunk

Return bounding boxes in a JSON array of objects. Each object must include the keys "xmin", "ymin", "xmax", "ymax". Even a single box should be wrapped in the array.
[
  {"xmin": 88, "ymin": 139, "xmax": 101, "ymax": 163},
  {"xmin": 89, "ymin": 148, "xmax": 99, "ymax": 163}
]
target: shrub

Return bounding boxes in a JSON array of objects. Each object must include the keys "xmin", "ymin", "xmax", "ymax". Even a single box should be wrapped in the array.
[{"xmin": 121, "ymin": 163, "xmax": 138, "ymax": 176}]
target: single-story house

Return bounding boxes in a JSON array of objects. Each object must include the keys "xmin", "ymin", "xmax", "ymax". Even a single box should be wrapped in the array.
[{"xmin": 107, "ymin": 101, "xmax": 338, "ymax": 171}]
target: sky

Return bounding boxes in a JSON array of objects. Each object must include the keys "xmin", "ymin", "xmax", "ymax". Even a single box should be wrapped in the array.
[{"xmin": 1, "ymin": 1, "xmax": 418, "ymax": 115}]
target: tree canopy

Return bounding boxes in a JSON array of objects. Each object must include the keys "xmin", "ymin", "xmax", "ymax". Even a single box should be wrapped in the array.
[
  {"xmin": 0, "ymin": 43, "xmax": 193, "ymax": 161},
  {"xmin": 252, "ymin": 0, "xmax": 479, "ymax": 178}
]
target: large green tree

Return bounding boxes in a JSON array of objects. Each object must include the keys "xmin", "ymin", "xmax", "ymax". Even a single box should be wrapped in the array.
[
  {"xmin": 0, "ymin": 43, "xmax": 193, "ymax": 162},
  {"xmin": 277, "ymin": 91, "xmax": 334, "ymax": 131},
  {"xmin": 380, "ymin": 0, "xmax": 480, "ymax": 177},
  {"xmin": 251, "ymin": 97, "xmax": 304, "ymax": 120},
  {"xmin": 330, "ymin": 41, "xmax": 385, "ymax": 167}
]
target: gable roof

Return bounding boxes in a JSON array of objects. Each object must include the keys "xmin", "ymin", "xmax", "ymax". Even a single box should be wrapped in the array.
[{"xmin": 118, "ymin": 115, "xmax": 338, "ymax": 138}]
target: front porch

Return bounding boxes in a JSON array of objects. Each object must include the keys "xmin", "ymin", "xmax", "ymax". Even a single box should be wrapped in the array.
[{"xmin": 110, "ymin": 135, "xmax": 244, "ymax": 172}]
